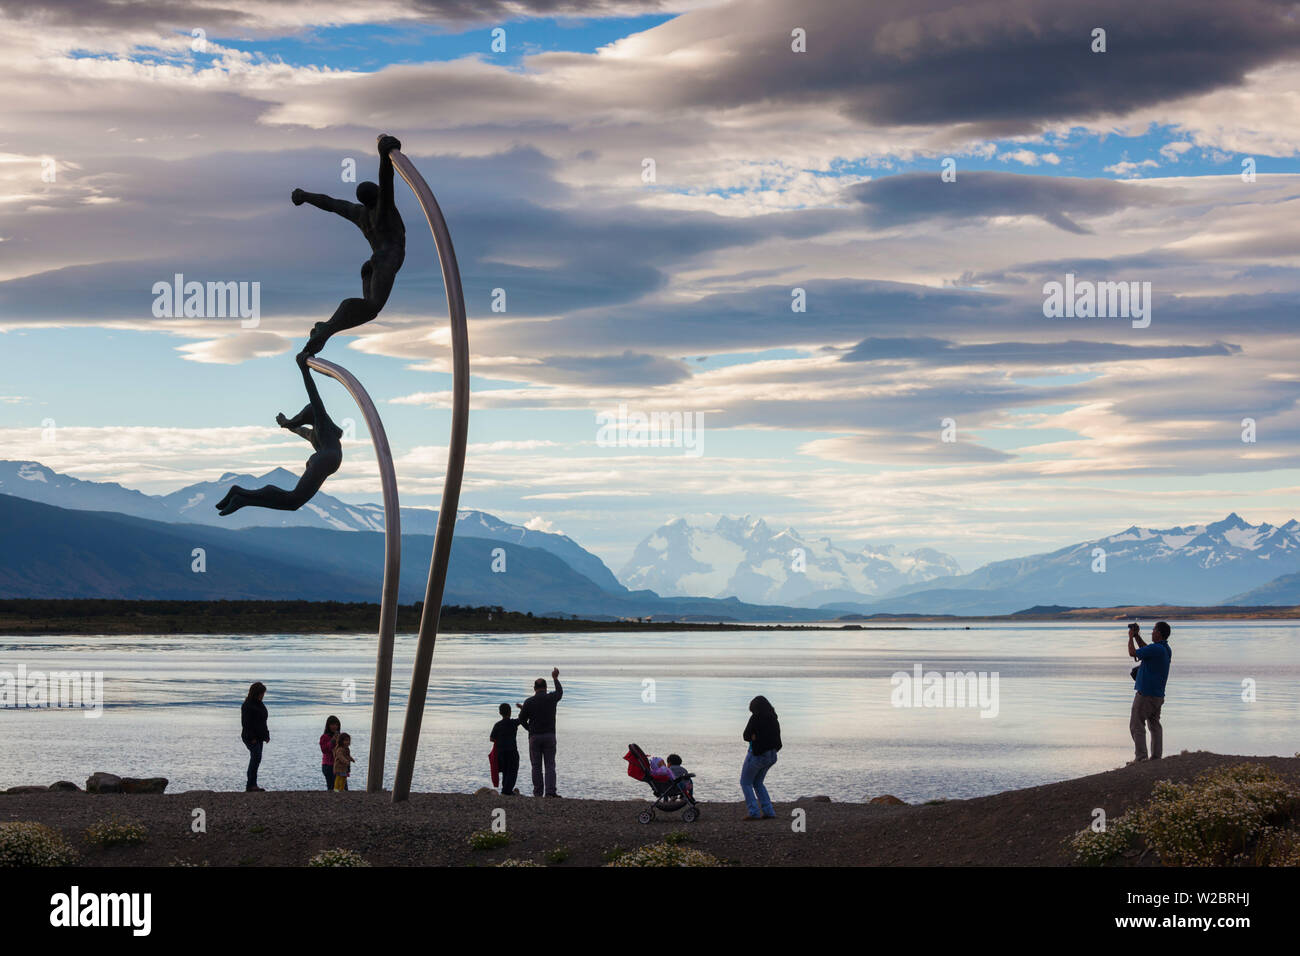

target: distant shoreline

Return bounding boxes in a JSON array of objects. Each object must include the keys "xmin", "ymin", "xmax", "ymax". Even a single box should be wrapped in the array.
[{"xmin": 1, "ymin": 599, "xmax": 1298, "ymax": 635}]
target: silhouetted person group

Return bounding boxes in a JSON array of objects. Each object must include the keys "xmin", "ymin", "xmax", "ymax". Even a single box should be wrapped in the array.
[
  {"xmin": 238, "ymin": 672, "xmax": 790, "ymax": 817},
  {"xmin": 237, "ymin": 618, "xmax": 1175, "ymax": 808}
]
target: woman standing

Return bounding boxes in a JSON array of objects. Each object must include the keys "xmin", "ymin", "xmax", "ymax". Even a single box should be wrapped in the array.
[
  {"xmin": 320, "ymin": 715, "xmax": 341, "ymax": 790},
  {"xmin": 240, "ymin": 682, "xmax": 270, "ymax": 792},
  {"xmin": 740, "ymin": 695, "xmax": 781, "ymax": 820}
]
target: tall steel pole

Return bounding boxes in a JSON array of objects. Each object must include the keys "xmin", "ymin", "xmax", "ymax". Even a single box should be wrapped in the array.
[
  {"xmin": 387, "ymin": 139, "xmax": 471, "ymax": 802},
  {"xmin": 305, "ymin": 356, "xmax": 401, "ymax": 793}
]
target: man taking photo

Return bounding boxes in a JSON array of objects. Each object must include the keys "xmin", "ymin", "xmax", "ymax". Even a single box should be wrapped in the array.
[{"xmin": 1128, "ymin": 621, "xmax": 1172, "ymax": 762}]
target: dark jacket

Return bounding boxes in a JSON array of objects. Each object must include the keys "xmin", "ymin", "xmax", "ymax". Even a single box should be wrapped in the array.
[
  {"xmin": 241, "ymin": 699, "xmax": 269, "ymax": 744},
  {"xmin": 491, "ymin": 717, "xmax": 522, "ymax": 752},
  {"xmin": 519, "ymin": 679, "xmax": 563, "ymax": 736},
  {"xmin": 743, "ymin": 710, "xmax": 781, "ymax": 755}
]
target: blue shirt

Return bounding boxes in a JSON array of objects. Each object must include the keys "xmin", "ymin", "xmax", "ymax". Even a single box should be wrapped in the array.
[{"xmin": 1134, "ymin": 641, "xmax": 1172, "ymax": 697}]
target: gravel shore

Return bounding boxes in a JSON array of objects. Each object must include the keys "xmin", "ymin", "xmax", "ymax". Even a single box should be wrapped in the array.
[{"xmin": 4, "ymin": 752, "xmax": 1297, "ymax": 866}]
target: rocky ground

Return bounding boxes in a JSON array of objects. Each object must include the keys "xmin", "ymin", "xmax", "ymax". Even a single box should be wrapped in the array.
[{"xmin": 3, "ymin": 752, "xmax": 1297, "ymax": 866}]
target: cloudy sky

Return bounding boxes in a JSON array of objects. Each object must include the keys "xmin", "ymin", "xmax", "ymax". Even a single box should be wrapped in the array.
[{"xmin": 1, "ymin": 0, "xmax": 1298, "ymax": 573}]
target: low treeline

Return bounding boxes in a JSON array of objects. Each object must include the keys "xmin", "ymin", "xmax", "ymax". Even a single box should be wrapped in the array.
[{"xmin": 0, "ymin": 599, "xmax": 777, "ymax": 634}]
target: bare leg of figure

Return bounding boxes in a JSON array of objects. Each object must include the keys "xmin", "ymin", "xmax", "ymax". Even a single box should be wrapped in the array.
[
  {"xmin": 218, "ymin": 468, "xmax": 329, "ymax": 515},
  {"xmin": 303, "ymin": 296, "xmax": 380, "ymax": 356}
]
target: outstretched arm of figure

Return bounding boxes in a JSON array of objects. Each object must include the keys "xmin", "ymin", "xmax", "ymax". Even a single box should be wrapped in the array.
[
  {"xmin": 296, "ymin": 353, "xmax": 330, "ymax": 426},
  {"xmin": 376, "ymin": 134, "xmax": 401, "ymax": 214},
  {"xmin": 291, "ymin": 188, "xmax": 363, "ymax": 226}
]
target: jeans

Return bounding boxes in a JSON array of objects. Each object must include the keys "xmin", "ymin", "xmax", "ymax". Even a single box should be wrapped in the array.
[
  {"xmin": 741, "ymin": 749, "xmax": 778, "ymax": 817},
  {"xmin": 498, "ymin": 748, "xmax": 519, "ymax": 795},
  {"xmin": 322, "ymin": 765, "xmax": 335, "ymax": 790},
  {"xmin": 244, "ymin": 738, "xmax": 263, "ymax": 788},
  {"xmin": 1130, "ymin": 693, "xmax": 1164, "ymax": 760},
  {"xmin": 528, "ymin": 732, "xmax": 557, "ymax": 796}
]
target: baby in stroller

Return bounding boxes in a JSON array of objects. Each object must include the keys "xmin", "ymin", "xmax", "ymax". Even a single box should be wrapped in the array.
[{"xmin": 624, "ymin": 743, "xmax": 699, "ymax": 823}]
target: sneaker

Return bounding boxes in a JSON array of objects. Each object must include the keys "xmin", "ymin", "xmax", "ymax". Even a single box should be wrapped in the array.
[
  {"xmin": 545, "ymin": 793, "xmax": 563, "ymax": 798},
  {"xmin": 245, "ymin": 785, "xmax": 265, "ymax": 792},
  {"xmin": 741, "ymin": 814, "xmax": 762, "ymax": 821},
  {"xmin": 761, "ymin": 813, "xmax": 776, "ymax": 819}
]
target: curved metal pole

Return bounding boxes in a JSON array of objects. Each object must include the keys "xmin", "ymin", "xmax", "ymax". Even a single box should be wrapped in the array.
[
  {"xmin": 387, "ymin": 139, "xmax": 471, "ymax": 803},
  {"xmin": 304, "ymin": 356, "xmax": 401, "ymax": 794}
]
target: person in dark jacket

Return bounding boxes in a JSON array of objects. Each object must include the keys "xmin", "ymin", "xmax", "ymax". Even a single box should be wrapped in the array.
[
  {"xmin": 490, "ymin": 703, "xmax": 522, "ymax": 795},
  {"xmin": 740, "ymin": 695, "xmax": 781, "ymax": 820},
  {"xmin": 517, "ymin": 667, "xmax": 563, "ymax": 797},
  {"xmin": 240, "ymin": 682, "xmax": 270, "ymax": 792}
]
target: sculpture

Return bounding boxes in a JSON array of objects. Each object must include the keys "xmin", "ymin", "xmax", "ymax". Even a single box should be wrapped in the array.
[
  {"xmin": 215, "ymin": 135, "xmax": 406, "ymax": 518},
  {"xmin": 215, "ymin": 353, "xmax": 343, "ymax": 515},
  {"xmin": 293, "ymin": 133, "xmax": 406, "ymax": 358},
  {"xmin": 211, "ymin": 133, "xmax": 469, "ymax": 800}
]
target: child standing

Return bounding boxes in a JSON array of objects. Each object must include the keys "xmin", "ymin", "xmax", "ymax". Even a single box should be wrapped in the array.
[
  {"xmin": 332, "ymin": 732, "xmax": 355, "ymax": 791},
  {"xmin": 320, "ymin": 715, "xmax": 341, "ymax": 791},
  {"xmin": 490, "ymin": 703, "xmax": 522, "ymax": 795}
]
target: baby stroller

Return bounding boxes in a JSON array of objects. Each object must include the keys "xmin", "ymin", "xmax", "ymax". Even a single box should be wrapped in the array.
[{"xmin": 624, "ymin": 743, "xmax": 699, "ymax": 824}]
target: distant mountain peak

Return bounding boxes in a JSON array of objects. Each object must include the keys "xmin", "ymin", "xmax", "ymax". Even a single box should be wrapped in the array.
[
  {"xmin": 1206, "ymin": 512, "xmax": 1249, "ymax": 533},
  {"xmin": 263, "ymin": 467, "xmax": 299, "ymax": 483},
  {"xmin": 621, "ymin": 515, "xmax": 959, "ymax": 605}
]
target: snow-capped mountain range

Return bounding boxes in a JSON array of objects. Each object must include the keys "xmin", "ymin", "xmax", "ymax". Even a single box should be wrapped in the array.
[
  {"xmin": 0, "ymin": 460, "xmax": 623, "ymax": 592},
  {"xmin": 619, "ymin": 515, "xmax": 961, "ymax": 607},
  {"xmin": 5, "ymin": 460, "xmax": 1299, "ymax": 613},
  {"xmin": 839, "ymin": 513, "xmax": 1300, "ymax": 615}
]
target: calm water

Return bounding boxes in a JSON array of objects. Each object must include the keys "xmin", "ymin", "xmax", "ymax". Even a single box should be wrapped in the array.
[{"xmin": 3, "ymin": 623, "xmax": 1298, "ymax": 803}]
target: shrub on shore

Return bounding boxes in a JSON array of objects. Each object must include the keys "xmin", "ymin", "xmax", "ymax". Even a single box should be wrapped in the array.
[
  {"xmin": 0, "ymin": 822, "xmax": 78, "ymax": 867},
  {"xmin": 467, "ymin": 829, "xmax": 510, "ymax": 851},
  {"xmin": 85, "ymin": 816, "xmax": 147, "ymax": 848},
  {"xmin": 1142, "ymin": 764, "xmax": 1297, "ymax": 865},
  {"xmin": 1068, "ymin": 763, "xmax": 1300, "ymax": 866},
  {"xmin": 308, "ymin": 848, "xmax": 371, "ymax": 867},
  {"xmin": 1255, "ymin": 827, "xmax": 1300, "ymax": 866},
  {"xmin": 1068, "ymin": 812, "xmax": 1140, "ymax": 866},
  {"xmin": 605, "ymin": 841, "xmax": 722, "ymax": 867}
]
